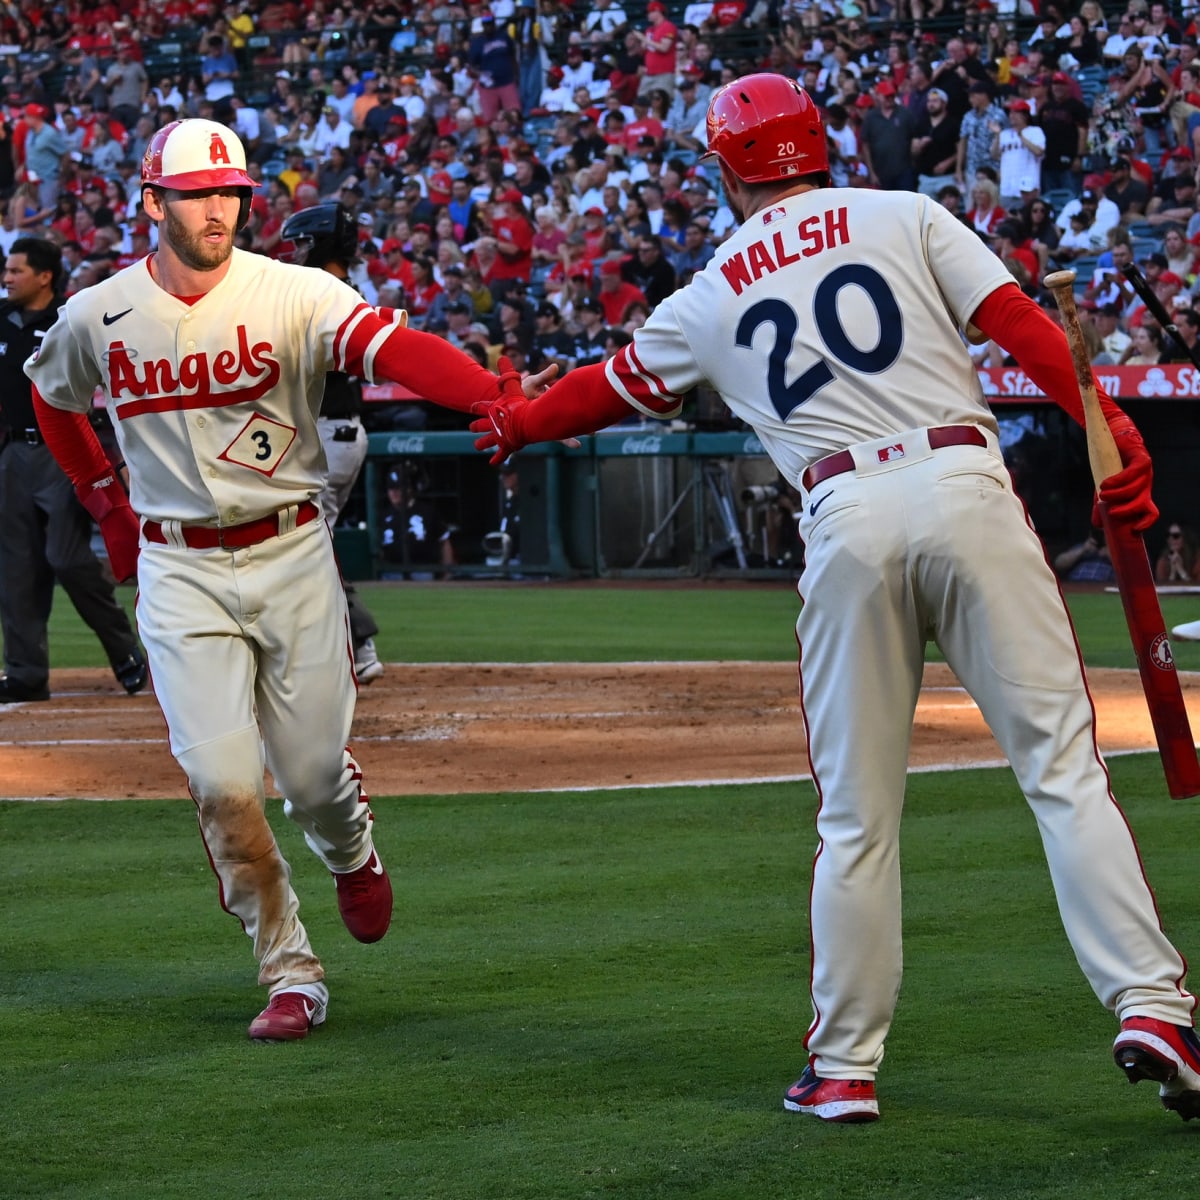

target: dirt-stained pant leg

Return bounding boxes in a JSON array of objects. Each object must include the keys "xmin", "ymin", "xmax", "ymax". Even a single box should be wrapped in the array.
[
  {"xmin": 181, "ymin": 726, "xmax": 324, "ymax": 991},
  {"xmin": 135, "ymin": 537, "xmax": 326, "ymax": 995}
]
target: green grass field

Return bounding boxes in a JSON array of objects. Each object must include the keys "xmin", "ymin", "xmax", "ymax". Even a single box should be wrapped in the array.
[
  {"xmin": 31, "ymin": 578, "xmax": 1200, "ymax": 669},
  {"xmin": 3, "ymin": 583, "xmax": 1200, "ymax": 1198}
]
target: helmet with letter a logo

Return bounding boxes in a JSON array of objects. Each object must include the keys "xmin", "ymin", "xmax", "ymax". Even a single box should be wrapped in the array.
[
  {"xmin": 141, "ymin": 118, "xmax": 256, "ymax": 228},
  {"xmin": 702, "ymin": 73, "xmax": 829, "ymax": 185}
]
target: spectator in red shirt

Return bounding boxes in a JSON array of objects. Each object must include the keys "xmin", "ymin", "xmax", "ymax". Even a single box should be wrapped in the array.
[
  {"xmin": 256, "ymin": 190, "xmax": 297, "ymax": 259},
  {"xmin": 596, "ymin": 257, "xmax": 647, "ymax": 324},
  {"xmin": 708, "ymin": 0, "xmax": 745, "ymax": 28},
  {"xmin": 625, "ymin": 94, "xmax": 664, "ymax": 153},
  {"xmin": 378, "ymin": 239, "xmax": 416, "ymax": 293},
  {"xmin": 641, "ymin": 2, "xmax": 678, "ymax": 98},
  {"xmin": 114, "ymin": 222, "xmax": 152, "ymax": 271},
  {"xmin": 993, "ymin": 219, "xmax": 1040, "ymax": 293},
  {"xmin": 579, "ymin": 206, "xmax": 612, "ymax": 259},
  {"xmin": 406, "ymin": 255, "xmax": 444, "ymax": 327},
  {"xmin": 490, "ymin": 188, "xmax": 534, "ymax": 282}
]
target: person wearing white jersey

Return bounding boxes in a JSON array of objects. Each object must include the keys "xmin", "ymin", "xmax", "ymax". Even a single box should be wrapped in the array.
[
  {"xmin": 471, "ymin": 74, "xmax": 1200, "ymax": 1123},
  {"xmin": 24, "ymin": 119, "xmax": 527, "ymax": 1043}
]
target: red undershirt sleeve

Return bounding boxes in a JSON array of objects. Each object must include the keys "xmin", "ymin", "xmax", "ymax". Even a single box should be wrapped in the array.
[
  {"xmin": 33, "ymin": 388, "xmax": 115, "ymax": 488},
  {"xmin": 369, "ymin": 325, "xmax": 511, "ymax": 413},
  {"xmin": 969, "ymin": 283, "xmax": 1126, "ymax": 429},
  {"xmin": 516, "ymin": 362, "xmax": 637, "ymax": 443}
]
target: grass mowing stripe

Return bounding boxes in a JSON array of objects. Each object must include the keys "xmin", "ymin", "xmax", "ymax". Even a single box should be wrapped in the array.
[
  {"xmin": 36, "ymin": 581, "xmax": 1200, "ymax": 668},
  {"xmin": 2, "ymin": 756, "xmax": 1199, "ymax": 1198}
]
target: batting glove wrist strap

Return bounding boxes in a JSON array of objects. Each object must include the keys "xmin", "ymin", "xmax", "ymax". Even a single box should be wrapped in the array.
[
  {"xmin": 76, "ymin": 471, "xmax": 128, "ymax": 523},
  {"xmin": 77, "ymin": 472, "xmax": 141, "ymax": 583}
]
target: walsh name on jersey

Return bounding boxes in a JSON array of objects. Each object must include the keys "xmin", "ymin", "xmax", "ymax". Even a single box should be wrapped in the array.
[{"xmin": 720, "ymin": 206, "xmax": 850, "ymax": 297}]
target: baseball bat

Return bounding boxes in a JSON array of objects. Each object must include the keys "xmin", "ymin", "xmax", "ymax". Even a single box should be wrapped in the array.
[
  {"xmin": 1119, "ymin": 262, "xmax": 1200, "ymax": 370},
  {"xmin": 1043, "ymin": 269, "xmax": 1124, "ymax": 482},
  {"xmin": 1043, "ymin": 269, "xmax": 1200, "ymax": 799}
]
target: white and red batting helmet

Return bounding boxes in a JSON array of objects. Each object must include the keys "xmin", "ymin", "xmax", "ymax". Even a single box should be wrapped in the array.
[
  {"xmin": 703, "ymin": 73, "xmax": 829, "ymax": 184},
  {"xmin": 141, "ymin": 118, "xmax": 255, "ymax": 225}
]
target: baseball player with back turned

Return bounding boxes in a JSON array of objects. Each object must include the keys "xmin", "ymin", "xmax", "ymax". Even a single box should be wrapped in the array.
[
  {"xmin": 472, "ymin": 75, "xmax": 1200, "ymax": 1122},
  {"xmin": 25, "ymin": 119, "xmax": 531, "ymax": 1042}
]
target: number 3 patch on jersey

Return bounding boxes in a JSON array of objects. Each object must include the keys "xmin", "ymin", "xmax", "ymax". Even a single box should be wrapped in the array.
[{"xmin": 218, "ymin": 415, "xmax": 297, "ymax": 476}]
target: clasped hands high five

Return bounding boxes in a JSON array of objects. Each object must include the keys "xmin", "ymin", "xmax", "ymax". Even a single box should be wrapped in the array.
[{"xmin": 469, "ymin": 356, "xmax": 563, "ymax": 464}]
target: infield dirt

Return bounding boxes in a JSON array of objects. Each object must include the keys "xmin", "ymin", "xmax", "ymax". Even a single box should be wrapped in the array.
[{"xmin": 0, "ymin": 663, "xmax": 1190, "ymax": 799}]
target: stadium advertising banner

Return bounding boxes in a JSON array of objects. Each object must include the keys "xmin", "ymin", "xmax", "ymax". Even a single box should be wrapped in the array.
[{"xmin": 978, "ymin": 364, "xmax": 1200, "ymax": 401}]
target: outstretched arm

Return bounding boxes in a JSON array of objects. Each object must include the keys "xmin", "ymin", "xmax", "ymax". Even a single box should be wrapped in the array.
[
  {"xmin": 471, "ymin": 361, "xmax": 637, "ymax": 464},
  {"xmin": 343, "ymin": 307, "xmax": 527, "ymax": 414}
]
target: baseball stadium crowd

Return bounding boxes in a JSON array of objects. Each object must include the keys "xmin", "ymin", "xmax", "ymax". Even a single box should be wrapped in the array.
[{"xmin": 6, "ymin": 0, "xmax": 1200, "ymax": 385}]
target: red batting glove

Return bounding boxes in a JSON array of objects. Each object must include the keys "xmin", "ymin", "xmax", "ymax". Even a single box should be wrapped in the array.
[
  {"xmin": 465, "ymin": 354, "xmax": 526, "ymax": 415},
  {"xmin": 470, "ymin": 396, "xmax": 530, "ymax": 466},
  {"xmin": 76, "ymin": 468, "xmax": 140, "ymax": 582},
  {"xmin": 468, "ymin": 355, "xmax": 531, "ymax": 465},
  {"xmin": 1091, "ymin": 421, "xmax": 1158, "ymax": 532}
]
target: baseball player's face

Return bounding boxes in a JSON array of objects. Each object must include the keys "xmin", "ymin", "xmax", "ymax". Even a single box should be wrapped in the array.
[{"xmin": 157, "ymin": 188, "xmax": 241, "ymax": 271}]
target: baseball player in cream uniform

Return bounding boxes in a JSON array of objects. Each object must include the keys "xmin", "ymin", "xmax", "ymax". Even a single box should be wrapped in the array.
[
  {"xmin": 472, "ymin": 76, "xmax": 1200, "ymax": 1122},
  {"xmin": 26, "ymin": 119, "xmax": 525, "ymax": 1042}
]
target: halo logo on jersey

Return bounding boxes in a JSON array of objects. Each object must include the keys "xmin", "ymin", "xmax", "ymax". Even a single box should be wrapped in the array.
[{"xmin": 104, "ymin": 325, "xmax": 282, "ymax": 417}]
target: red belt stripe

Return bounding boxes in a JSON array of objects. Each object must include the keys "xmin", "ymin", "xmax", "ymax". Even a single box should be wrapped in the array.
[{"xmin": 142, "ymin": 500, "xmax": 321, "ymax": 550}]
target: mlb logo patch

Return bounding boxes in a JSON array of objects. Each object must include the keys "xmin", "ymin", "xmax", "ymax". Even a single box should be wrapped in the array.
[
  {"xmin": 763, "ymin": 206, "xmax": 787, "ymax": 225},
  {"xmin": 877, "ymin": 443, "xmax": 906, "ymax": 464}
]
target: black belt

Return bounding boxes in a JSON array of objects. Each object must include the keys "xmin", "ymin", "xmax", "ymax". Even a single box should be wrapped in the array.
[
  {"xmin": 801, "ymin": 425, "xmax": 987, "ymax": 491},
  {"xmin": 332, "ymin": 424, "xmax": 360, "ymax": 442},
  {"xmin": 18, "ymin": 428, "xmax": 44, "ymax": 445}
]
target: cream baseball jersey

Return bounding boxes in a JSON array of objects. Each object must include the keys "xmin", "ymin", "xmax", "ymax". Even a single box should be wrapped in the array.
[
  {"xmin": 604, "ymin": 188, "xmax": 1016, "ymax": 486},
  {"xmin": 25, "ymin": 248, "xmax": 399, "ymax": 525}
]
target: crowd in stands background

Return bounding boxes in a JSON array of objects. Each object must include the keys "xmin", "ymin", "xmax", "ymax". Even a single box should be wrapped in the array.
[{"xmin": 5, "ymin": 0, "xmax": 1200, "ymax": 549}]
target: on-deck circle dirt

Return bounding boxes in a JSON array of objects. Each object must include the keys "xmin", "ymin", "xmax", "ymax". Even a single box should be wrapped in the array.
[{"xmin": 0, "ymin": 663, "xmax": 1189, "ymax": 799}]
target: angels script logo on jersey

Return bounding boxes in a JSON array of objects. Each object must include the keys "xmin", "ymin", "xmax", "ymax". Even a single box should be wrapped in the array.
[{"xmin": 104, "ymin": 325, "xmax": 282, "ymax": 417}]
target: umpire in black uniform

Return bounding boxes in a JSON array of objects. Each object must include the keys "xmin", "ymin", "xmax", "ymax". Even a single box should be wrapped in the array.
[{"xmin": 0, "ymin": 236, "xmax": 147, "ymax": 702}]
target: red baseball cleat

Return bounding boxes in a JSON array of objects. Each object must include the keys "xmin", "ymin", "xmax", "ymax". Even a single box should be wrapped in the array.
[
  {"xmin": 784, "ymin": 1064, "xmax": 880, "ymax": 1122},
  {"xmin": 248, "ymin": 991, "xmax": 327, "ymax": 1042},
  {"xmin": 1113, "ymin": 1016, "xmax": 1200, "ymax": 1120},
  {"xmin": 332, "ymin": 847, "xmax": 393, "ymax": 943}
]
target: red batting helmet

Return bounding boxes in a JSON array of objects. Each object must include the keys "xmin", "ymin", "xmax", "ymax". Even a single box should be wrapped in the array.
[
  {"xmin": 141, "ymin": 119, "xmax": 255, "ymax": 192},
  {"xmin": 703, "ymin": 73, "xmax": 829, "ymax": 184}
]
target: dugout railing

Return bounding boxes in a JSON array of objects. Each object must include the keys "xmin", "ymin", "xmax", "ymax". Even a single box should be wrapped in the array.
[
  {"xmin": 348, "ymin": 388, "xmax": 1200, "ymax": 582},
  {"xmin": 352, "ymin": 426, "xmax": 795, "ymax": 581}
]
